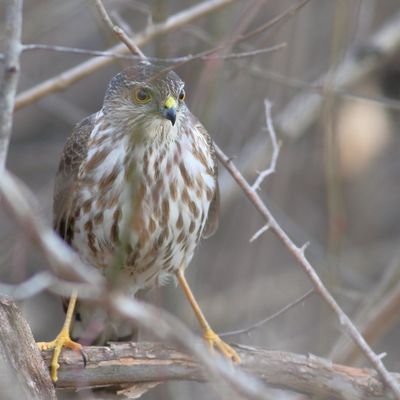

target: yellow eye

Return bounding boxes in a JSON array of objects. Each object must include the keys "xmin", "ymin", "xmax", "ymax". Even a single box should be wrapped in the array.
[
  {"xmin": 178, "ymin": 89, "xmax": 185, "ymax": 101},
  {"xmin": 133, "ymin": 87, "xmax": 152, "ymax": 104}
]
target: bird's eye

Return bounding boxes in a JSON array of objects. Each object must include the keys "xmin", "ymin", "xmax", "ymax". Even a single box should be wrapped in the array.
[
  {"xmin": 178, "ymin": 89, "xmax": 185, "ymax": 101},
  {"xmin": 133, "ymin": 87, "xmax": 152, "ymax": 104}
]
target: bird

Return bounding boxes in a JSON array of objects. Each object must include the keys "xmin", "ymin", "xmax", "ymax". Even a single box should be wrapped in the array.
[{"xmin": 38, "ymin": 63, "xmax": 240, "ymax": 382}]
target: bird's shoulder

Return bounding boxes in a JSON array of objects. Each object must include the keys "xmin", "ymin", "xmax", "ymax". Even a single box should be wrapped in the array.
[
  {"xmin": 53, "ymin": 113, "xmax": 96, "ymax": 234},
  {"xmin": 58, "ymin": 113, "xmax": 96, "ymax": 178}
]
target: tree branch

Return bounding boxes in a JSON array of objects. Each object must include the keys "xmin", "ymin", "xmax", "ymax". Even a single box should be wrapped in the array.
[
  {"xmin": 0, "ymin": 0, "xmax": 23, "ymax": 169},
  {"xmin": 40, "ymin": 341, "xmax": 400, "ymax": 400},
  {"xmin": 333, "ymin": 278, "xmax": 400, "ymax": 365},
  {"xmin": 251, "ymin": 100, "xmax": 281, "ymax": 191},
  {"xmin": 0, "ymin": 298, "xmax": 56, "ymax": 400},
  {"xmin": 14, "ymin": 0, "xmax": 238, "ymax": 110},
  {"xmin": 92, "ymin": 0, "xmax": 147, "ymax": 59},
  {"xmin": 0, "ymin": 170, "xmax": 104, "ymax": 287},
  {"xmin": 214, "ymin": 145, "xmax": 400, "ymax": 398},
  {"xmin": 219, "ymin": 9, "xmax": 400, "ymax": 205}
]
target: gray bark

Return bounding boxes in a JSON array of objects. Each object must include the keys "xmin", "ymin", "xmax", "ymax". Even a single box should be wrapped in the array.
[{"xmin": 0, "ymin": 298, "xmax": 56, "ymax": 400}]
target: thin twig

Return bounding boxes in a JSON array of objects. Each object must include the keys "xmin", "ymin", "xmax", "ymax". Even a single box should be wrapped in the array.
[
  {"xmin": 330, "ymin": 249, "xmax": 400, "ymax": 363},
  {"xmin": 252, "ymin": 100, "xmax": 282, "ymax": 191},
  {"xmin": 0, "ymin": 0, "xmax": 23, "ymax": 170},
  {"xmin": 220, "ymin": 289, "xmax": 314, "ymax": 338},
  {"xmin": 15, "ymin": 42, "xmax": 284, "ymax": 63},
  {"xmin": 249, "ymin": 66, "xmax": 400, "ymax": 111},
  {"xmin": 205, "ymin": 44, "xmax": 286, "ymax": 60},
  {"xmin": 234, "ymin": 0, "xmax": 311, "ymax": 45},
  {"xmin": 249, "ymin": 223, "xmax": 270, "ymax": 242},
  {"xmin": 333, "ymin": 278, "xmax": 400, "ymax": 365},
  {"xmin": 214, "ymin": 144, "xmax": 400, "ymax": 399},
  {"xmin": 15, "ymin": 0, "xmax": 238, "ymax": 110},
  {"xmin": 218, "ymin": 10, "xmax": 400, "ymax": 206},
  {"xmin": 92, "ymin": 0, "xmax": 147, "ymax": 60}
]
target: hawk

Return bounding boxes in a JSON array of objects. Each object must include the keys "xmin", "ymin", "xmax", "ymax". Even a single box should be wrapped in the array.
[{"xmin": 39, "ymin": 63, "xmax": 240, "ymax": 382}]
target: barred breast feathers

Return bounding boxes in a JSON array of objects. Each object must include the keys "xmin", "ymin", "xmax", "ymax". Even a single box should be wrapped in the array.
[{"xmin": 63, "ymin": 104, "xmax": 218, "ymax": 292}]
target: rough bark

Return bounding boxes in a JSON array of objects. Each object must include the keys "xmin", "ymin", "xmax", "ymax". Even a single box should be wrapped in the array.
[
  {"xmin": 0, "ymin": 298, "xmax": 56, "ymax": 400},
  {"xmin": 41, "ymin": 341, "xmax": 400, "ymax": 400}
]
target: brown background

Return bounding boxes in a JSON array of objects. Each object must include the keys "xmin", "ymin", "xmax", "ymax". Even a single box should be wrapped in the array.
[{"xmin": 1, "ymin": 1, "xmax": 400, "ymax": 398}]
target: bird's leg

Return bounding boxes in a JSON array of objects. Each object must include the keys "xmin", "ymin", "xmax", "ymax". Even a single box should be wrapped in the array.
[
  {"xmin": 37, "ymin": 289, "xmax": 82, "ymax": 382},
  {"xmin": 176, "ymin": 268, "xmax": 240, "ymax": 363}
]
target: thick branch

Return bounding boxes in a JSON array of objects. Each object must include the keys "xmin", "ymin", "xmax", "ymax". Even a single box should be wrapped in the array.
[
  {"xmin": 0, "ymin": 298, "xmax": 56, "ymax": 400},
  {"xmin": 41, "ymin": 341, "xmax": 399, "ymax": 400},
  {"xmin": 0, "ymin": 0, "xmax": 23, "ymax": 169}
]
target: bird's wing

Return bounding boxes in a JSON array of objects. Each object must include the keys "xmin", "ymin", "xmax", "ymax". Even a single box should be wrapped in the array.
[
  {"xmin": 196, "ymin": 123, "xmax": 220, "ymax": 239},
  {"xmin": 53, "ymin": 114, "xmax": 95, "ymax": 242},
  {"xmin": 203, "ymin": 181, "xmax": 220, "ymax": 239}
]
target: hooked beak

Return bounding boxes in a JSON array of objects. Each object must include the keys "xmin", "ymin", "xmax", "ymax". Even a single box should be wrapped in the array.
[{"xmin": 163, "ymin": 95, "xmax": 177, "ymax": 126}]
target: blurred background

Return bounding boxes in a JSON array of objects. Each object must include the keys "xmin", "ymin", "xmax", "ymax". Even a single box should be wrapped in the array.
[{"xmin": 2, "ymin": 0, "xmax": 400, "ymax": 398}]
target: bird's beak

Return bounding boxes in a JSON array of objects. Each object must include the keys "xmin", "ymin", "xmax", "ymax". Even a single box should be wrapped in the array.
[{"xmin": 163, "ymin": 96, "xmax": 177, "ymax": 126}]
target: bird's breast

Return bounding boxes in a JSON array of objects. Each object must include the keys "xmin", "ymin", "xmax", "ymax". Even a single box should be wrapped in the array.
[{"xmin": 72, "ymin": 120, "xmax": 216, "ymax": 292}]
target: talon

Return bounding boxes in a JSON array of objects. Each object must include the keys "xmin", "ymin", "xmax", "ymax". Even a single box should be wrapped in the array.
[
  {"xmin": 36, "ymin": 291, "xmax": 81, "ymax": 382},
  {"xmin": 203, "ymin": 329, "xmax": 241, "ymax": 363},
  {"xmin": 38, "ymin": 333, "xmax": 82, "ymax": 382},
  {"xmin": 81, "ymin": 348, "xmax": 88, "ymax": 368}
]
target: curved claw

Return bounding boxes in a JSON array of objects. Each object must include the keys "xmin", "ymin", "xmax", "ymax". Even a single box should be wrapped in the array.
[{"xmin": 203, "ymin": 329, "xmax": 241, "ymax": 363}]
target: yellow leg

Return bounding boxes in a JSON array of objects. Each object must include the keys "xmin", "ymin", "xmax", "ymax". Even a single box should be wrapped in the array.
[
  {"xmin": 37, "ymin": 290, "xmax": 82, "ymax": 382},
  {"xmin": 176, "ymin": 268, "xmax": 240, "ymax": 363}
]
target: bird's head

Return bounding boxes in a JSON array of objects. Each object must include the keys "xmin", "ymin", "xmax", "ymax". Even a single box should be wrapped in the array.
[{"xmin": 103, "ymin": 63, "xmax": 187, "ymax": 142}]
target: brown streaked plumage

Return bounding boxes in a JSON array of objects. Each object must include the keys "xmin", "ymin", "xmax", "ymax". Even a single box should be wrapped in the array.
[{"xmin": 40, "ymin": 63, "xmax": 239, "ymax": 383}]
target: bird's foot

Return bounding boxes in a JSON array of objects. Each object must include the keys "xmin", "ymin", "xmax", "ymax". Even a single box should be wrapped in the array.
[
  {"xmin": 38, "ymin": 328, "xmax": 82, "ymax": 382},
  {"xmin": 203, "ymin": 328, "xmax": 241, "ymax": 363}
]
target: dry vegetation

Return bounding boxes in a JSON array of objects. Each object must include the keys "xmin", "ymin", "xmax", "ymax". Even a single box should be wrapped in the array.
[{"xmin": 2, "ymin": 0, "xmax": 400, "ymax": 399}]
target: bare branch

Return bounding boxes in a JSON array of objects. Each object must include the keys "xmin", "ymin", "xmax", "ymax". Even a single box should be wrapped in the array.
[
  {"xmin": 15, "ymin": 0, "xmax": 239, "ymax": 110},
  {"xmin": 0, "ymin": 170, "xmax": 104, "ymax": 287},
  {"xmin": 41, "ymin": 341, "xmax": 400, "ymax": 400},
  {"xmin": 14, "ymin": 42, "xmax": 284, "ymax": 63},
  {"xmin": 0, "ymin": 0, "xmax": 23, "ymax": 169},
  {"xmin": 108, "ymin": 294, "xmax": 270, "ymax": 400},
  {"xmin": 219, "ymin": 9, "xmax": 400, "ymax": 206},
  {"xmin": 330, "ymin": 250, "xmax": 400, "ymax": 363},
  {"xmin": 299, "ymin": 241, "xmax": 310, "ymax": 256},
  {"xmin": 333, "ymin": 278, "xmax": 400, "ymax": 365},
  {"xmin": 0, "ymin": 272, "xmax": 99, "ymax": 300},
  {"xmin": 277, "ymin": 9, "xmax": 400, "ymax": 140},
  {"xmin": 232, "ymin": 0, "xmax": 312, "ymax": 46},
  {"xmin": 203, "ymin": 44, "xmax": 286, "ymax": 60},
  {"xmin": 249, "ymin": 223, "xmax": 270, "ymax": 242},
  {"xmin": 0, "ymin": 175, "xmax": 272, "ymax": 399},
  {"xmin": 220, "ymin": 289, "xmax": 314, "ymax": 338},
  {"xmin": 92, "ymin": 0, "xmax": 147, "ymax": 60},
  {"xmin": 0, "ymin": 298, "xmax": 56, "ymax": 400},
  {"xmin": 20, "ymin": 44, "xmax": 144, "ymax": 60},
  {"xmin": 214, "ymin": 145, "xmax": 400, "ymax": 399},
  {"xmin": 251, "ymin": 100, "xmax": 281, "ymax": 191}
]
